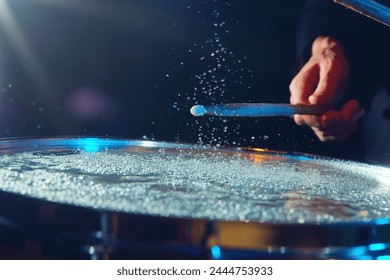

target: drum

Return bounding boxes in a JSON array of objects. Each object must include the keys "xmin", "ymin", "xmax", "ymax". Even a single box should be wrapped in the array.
[{"xmin": 0, "ymin": 137, "xmax": 389, "ymax": 259}]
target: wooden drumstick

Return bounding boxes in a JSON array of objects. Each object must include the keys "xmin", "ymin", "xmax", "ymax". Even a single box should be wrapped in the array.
[{"xmin": 190, "ymin": 103, "xmax": 327, "ymax": 117}]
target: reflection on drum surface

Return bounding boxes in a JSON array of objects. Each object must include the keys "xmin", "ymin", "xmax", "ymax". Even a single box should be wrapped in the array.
[{"xmin": 0, "ymin": 137, "xmax": 389, "ymax": 224}]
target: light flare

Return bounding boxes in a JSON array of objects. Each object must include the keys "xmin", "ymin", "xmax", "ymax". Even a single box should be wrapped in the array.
[{"xmin": 0, "ymin": 0, "xmax": 53, "ymax": 96}]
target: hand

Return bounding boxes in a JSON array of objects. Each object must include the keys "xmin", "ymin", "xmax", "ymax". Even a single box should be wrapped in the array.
[{"xmin": 289, "ymin": 36, "xmax": 364, "ymax": 141}]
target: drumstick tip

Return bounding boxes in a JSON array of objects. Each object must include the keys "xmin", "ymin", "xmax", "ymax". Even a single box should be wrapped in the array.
[{"xmin": 190, "ymin": 105, "xmax": 206, "ymax": 116}]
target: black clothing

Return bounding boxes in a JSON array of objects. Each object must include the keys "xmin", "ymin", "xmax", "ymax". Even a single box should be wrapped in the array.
[{"xmin": 296, "ymin": 0, "xmax": 390, "ymax": 165}]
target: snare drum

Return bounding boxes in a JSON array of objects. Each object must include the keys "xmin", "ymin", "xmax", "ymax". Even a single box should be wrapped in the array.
[{"xmin": 0, "ymin": 137, "xmax": 389, "ymax": 259}]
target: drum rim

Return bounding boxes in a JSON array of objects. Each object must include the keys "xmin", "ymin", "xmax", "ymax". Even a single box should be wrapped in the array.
[{"xmin": 0, "ymin": 135, "xmax": 325, "ymax": 160}]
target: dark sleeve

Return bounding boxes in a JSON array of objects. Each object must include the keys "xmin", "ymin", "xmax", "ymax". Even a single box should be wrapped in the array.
[{"xmin": 296, "ymin": 0, "xmax": 347, "ymax": 66}]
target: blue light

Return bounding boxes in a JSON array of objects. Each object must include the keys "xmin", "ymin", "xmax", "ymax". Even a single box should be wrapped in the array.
[
  {"xmin": 377, "ymin": 255, "xmax": 390, "ymax": 260},
  {"xmin": 374, "ymin": 218, "xmax": 390, "ymax": 225},
  {"xmin": 294, "ymin": 155, "xmax": 312, "ymax": 161},
  {"xmin": 368, "ymin": 243, "xmax": 387, "ymax": 251},
  {"xmin": 346, "ymin": 246, "xmax": 367, "ymax": 258},
  {"xmin": 211, "ymin": 245, "xmax": 221, "ymax": 259},
  {"xmin": 355, "ymin": 256, "xmax": 374, "ymax": 260},
  {"xmin": 81, "ymin": 138, "xmax": 102, "ymax": 152},
  {"xmin": 283, "ymin": 154, "xmax": 312, "ymax": 161}
]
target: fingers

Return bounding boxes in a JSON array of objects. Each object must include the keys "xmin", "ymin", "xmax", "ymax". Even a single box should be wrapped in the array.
[
  {"xmin": 312, "ymin": 124, "xmax": 358, "ymax": 142},
  {"xmin": 311, "ymin": 99, "xmax": 365, "ymax": 142},
  {"xmin": 290, "ymin": 39, "xmax": 349, "ymax": 109},
  {"xmin": 320, "ymin": 100, "xmax": 364, "ymax": 127},
  {"xmin": 289, "ymin": 55, "xmax": 348, "ymax": 128},
  {"xmin": 341, "ymin": 99, "xmax": 365, "ymax": 123},
  {"xmin": 309, "ymin": 54, "xmax": 349, "ymax": 106},
  {"xmin": 308, "ymin": 60, "xmax": 337, "ymax": 106},
  {"xmin": 289, "ymin": 60, "xmax": 322, "ymax": 127},
  {"xmin": 293, "ymin": 114, "xmax": 321, "ymax": 127}
]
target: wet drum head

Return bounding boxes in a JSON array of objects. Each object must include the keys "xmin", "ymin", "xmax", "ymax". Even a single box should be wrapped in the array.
[{"xmin": 0, "ymin": 137, "xmax": 389, "ymax": 259}]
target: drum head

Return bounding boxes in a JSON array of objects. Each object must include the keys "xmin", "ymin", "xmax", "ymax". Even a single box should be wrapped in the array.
[{"xmin": 0, "ymin": 137, "xmax": 389, "ymax": 224}]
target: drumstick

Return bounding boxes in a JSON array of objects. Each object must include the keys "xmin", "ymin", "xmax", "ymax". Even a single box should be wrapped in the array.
[{"xmin": 190, "ymin": 103, "xmax": 327, "ymax": 117}]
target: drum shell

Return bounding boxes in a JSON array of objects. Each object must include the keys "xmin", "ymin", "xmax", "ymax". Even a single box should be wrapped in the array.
[{"xmin": 2, "ymin": 190, "xmax": 390, "ymax": 260}]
